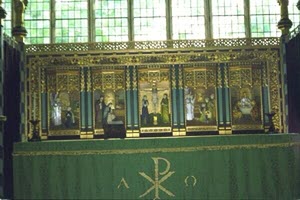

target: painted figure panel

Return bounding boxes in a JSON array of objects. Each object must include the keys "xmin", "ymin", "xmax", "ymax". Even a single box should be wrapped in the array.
[
  {"xmin": 185, "ymin": 87, "xmax": 217, "ymax": 126},
  {"xmin": 49, "ymin": 91, "xmax": 80, "ymax": 130},
  {"xmin": 94, "ymin": 89, "xmax": 125, "ymax": 129},
  {"xmin": 139, "ymin": 79, "xmax": 171, "ymax": 127},
  {"xmin": 231, "ymin": 87, "xmax": 262, "ymax": 125}
]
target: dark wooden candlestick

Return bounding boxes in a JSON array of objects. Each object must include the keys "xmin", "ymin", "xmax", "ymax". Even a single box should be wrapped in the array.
[
  {"xmin": 265, "ymin": 112, "xmax": 276, "ymax": 133},
  {"xmin": 29, "ymin": 119, "xmax": 41, "ymax": 141}
]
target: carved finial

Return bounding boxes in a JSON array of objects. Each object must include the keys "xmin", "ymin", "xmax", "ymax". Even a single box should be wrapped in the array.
[
  {"xmin": 12, "ymin": 0, "xmax": 28, "ymax": 42},
  {"xmin": 277, "ymin": 0, "xmax": 293, "ymax": 35}
]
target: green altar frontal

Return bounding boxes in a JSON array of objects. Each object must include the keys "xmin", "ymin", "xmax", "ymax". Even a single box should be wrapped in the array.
[{"xmin": 13, "ymin": 134, "xmax": 300, "ymax": 199}]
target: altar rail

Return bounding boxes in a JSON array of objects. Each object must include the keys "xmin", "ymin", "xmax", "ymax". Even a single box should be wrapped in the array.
[{"xmin": 25, "ymin": 37, "xmax": 280, "ymax": 55}]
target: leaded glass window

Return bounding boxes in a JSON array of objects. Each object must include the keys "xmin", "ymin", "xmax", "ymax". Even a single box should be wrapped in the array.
[
  {"xmin": 133, "ymin": 0, "xmax": 166, "ymax": 41},
  {"xmin": 55, "ymin": 0, "xmax": 88, "ymax": 43},
  {"xmin": 94, "ymin": 0, "xmax": 128, "ymax": 42},
  {"xmin": 172, "ymin": 0, "xmax": 205, "ymax": 40},
  {"xmin": 250, "ymin": 0, "xmax": 281, "ymax": 37},
  {"xmin": 3, "ymin": 0, "xmax": 12, "ymax": 36},
  {"xmin": 212, "ymin": 0, "xmax": 245, "ymax": 38},
  {"xmin": 3, "ymin": 0, "xmax": 300, "ymax": 43},
  {"xmin": 24, "ymin": 0, "xmax": 51, "ymax": 44}
]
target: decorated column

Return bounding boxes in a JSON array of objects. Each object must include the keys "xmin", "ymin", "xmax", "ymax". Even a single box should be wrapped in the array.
[
  {"xmin": 12, "ymin": 0, "xmax": 27, "ymax": 42},
  {"xmin": 277, "ymin": 0, "xmax": 293, "ymax": 35}
]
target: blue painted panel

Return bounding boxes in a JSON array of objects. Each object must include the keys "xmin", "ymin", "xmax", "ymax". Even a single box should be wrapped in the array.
[
  {"xmin": 225, "ymin": 88, "xmax": 231, "ymax": 124},
  {"xmin": 133, "ymin": 90, "xmax": 138, "ymax": 127},
  {"xmin": 80, "ymin": 92, "xmax": 86, "ymax": 129},
  {"xmin": 87, "ymin": 92, "xmax": 92, "ymax": 129},
  {"xmin": 126, "ymin": 90, "xmax": 132, "ymax": 128},
  {"xmin": 217, "ymin": 88, "xmax": 224, "ymax": 125},
  {"xmin": 178, "ymin": 89, "xmax": 185, "ymax": 126},
  {"xmin": 172, "ymin": 89, "xmax": 177, "ymax": 126}
]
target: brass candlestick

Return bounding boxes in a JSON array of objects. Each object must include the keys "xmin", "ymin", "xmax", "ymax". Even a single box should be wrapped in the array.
[{"xmin": 29, "ymin": 119, "xmax": 41, "ymax": 141}]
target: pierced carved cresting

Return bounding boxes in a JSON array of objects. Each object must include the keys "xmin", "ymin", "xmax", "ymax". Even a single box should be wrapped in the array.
[{"xmin": 25, "ymin": 38, "xmax": 280, "ymax": 54}]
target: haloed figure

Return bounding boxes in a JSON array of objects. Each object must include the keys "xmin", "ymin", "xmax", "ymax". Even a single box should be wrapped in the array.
[
  {"xmin": 185, "ymin": 91, "xmax": 195, "ymax": 121},
  {"xmin": 52, "ymin": 97, "xmax": 62, "ymax": 126},
  {"xmin": 161, "ymin": 93, "xmax": 170, "ymax": 123}
]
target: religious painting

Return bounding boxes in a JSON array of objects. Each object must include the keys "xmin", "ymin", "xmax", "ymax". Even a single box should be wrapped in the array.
[
  {"xmin": 184, "ymin": 87, "xmax": 217, "ymax": 126},
  {"xmin": 231, "ymin": 87, "xmax": 262, "ymax": 127},
  {"xmin": 139, "ymin": 69, "xmax": 171, "ymax": 128},
  {"xmin": 46, "ymin": 69, "xmax": 81, "ymax": 134},
  {"xmin": 92, "ymin": 68, "xmax": 126, "ymax": 133},
  {"xmin": 229, "ymin": 65, "xmax": 263, "ymax": 130},
  {"xmin": 183, "ymin": 65, "xmax": 218, "ymax": 132},
  {"xmin": 49, "ymin": 91, "xmax": 80, "ymax": 130},
  {"xmin": 94, "ymin": 89, "xmax": 125, "ymax": 129}
]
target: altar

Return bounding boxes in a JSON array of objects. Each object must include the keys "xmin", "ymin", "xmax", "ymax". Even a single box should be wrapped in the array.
[
  {"xmin": 9, "ymin": 31, "xmax": 296, "ymax": 199},
  {"xmin": 13, "ymin": 134, "xmax": 300, "ymax": 199}
]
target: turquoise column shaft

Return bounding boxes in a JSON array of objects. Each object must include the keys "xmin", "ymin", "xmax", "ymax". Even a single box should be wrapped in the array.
[
  {"xmin": 87, "ymin": 92, "xmax": 92, "ymax": 129},
  {"xmin": 178, "ymin": 89, "xmax": 185, "ymax": 126},
  {"xmin": 80, "ymin": 92, "xmax": 86, "ymax": 130},
  {"xmin": 217, "ymin": 88, "xmax": 224, "ymax": 126},
  {"xmin": 41, "ymin": 93, "xmax": 47, "ymax": 130},
  {"xmin": 172, "ymin": 89, "xmax": 177, "ymax": 126},
  {"xmin": 126, "ymin": 91, "xmax": 132, "ymax": 129},
  {"xmin": 224, "ymin": 88, "xmax": 231, "ymax": 125},
  {"xmin": 133, "ymin": 90, "xmax": 138, "ymax": 127}
]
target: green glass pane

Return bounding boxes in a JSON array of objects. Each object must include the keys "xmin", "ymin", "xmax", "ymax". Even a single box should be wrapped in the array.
[
  {"xmin": 69, "ymin": 20, "xmax": 75, "ymax": 28},
  {"xmin": 62, "ymin": 29, "xmax": 69, "ymax": 36},
  {"xmin": 263, "ymin": 24, "xmax": 270, "ymax": 32},
  {"xmin": 95, "ymin": 28, "xmax": 103, "ymax": 35}
]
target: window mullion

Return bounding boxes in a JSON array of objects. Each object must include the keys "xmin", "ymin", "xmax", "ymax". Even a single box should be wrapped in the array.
[
  {"xmin": 244, "ymin": 0, "xmax": 251, "ymax": 38},
  {"xmin": 166, "ymin": 0, "xmax": 172, "ymax": 40},
  {"xmin": 204, "ymin": 0, "xmax": 212, "ymax": 39},
  {"xmin": 89, "ymin": 0, "xmax": 95, "ymax": 42},
  {"xmin": 128, "ymin": 0, "xmax": 134, "ymax": 41},
  {"xmin": 51, "ymin": 0, "xmax": 56, "ymax": 43}
]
